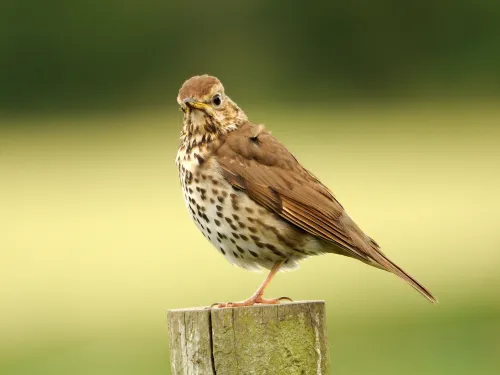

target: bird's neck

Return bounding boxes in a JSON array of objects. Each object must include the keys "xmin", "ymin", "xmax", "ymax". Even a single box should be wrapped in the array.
[{"xmin": 179, "ymin": 113, "xmax": 246, "ymax": 153}]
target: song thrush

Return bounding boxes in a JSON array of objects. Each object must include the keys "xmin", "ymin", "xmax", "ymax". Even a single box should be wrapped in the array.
[{"xmin": 176, "ymin": 75, "xmax": 437, "ymax": 307}]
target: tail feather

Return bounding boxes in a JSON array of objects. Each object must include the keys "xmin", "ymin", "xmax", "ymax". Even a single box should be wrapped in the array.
[
  {"xmin": 346, "ymin": 227, "xmax": 438, "ymax": 303},
  {"xmin": 367, "ymin": 239, "xmax": 438, "ymax": 303}
]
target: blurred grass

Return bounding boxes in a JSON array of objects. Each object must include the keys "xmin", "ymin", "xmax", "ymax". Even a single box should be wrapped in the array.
[{"xmin": 1, "ymin": 101, "xmax": 500, "ymax": 374}]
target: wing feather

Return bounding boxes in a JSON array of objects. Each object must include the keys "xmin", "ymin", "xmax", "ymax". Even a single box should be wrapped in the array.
[{"xmin": 215, "ymin": 123, "xmax": 362, "ymax": 257}]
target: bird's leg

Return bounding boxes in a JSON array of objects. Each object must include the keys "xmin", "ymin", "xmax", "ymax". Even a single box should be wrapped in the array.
[{"xmin": 214, "ymin": 261, "xmax": 292, "ymax": 308}]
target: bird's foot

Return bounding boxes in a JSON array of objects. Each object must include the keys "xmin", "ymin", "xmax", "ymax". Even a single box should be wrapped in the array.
[{"xmin": 211, "ymin": 296, "xmax": 292, "ymax": 309}]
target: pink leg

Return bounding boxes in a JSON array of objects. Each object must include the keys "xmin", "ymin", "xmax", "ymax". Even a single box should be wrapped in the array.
[{"xmin": 214, "ymin": 261, "xmax": 292, "ymax": 308}]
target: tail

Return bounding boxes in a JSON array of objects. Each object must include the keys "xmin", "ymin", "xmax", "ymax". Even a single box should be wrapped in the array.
[{"xmin": 367, "ymin": 239, "xmax": 438, "ymax": 303}]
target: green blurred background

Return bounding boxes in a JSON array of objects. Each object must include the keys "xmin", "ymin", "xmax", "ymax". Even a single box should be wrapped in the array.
[{"xmin": 1, "ymin": 1, "xmax": 500, "ymax": 374}]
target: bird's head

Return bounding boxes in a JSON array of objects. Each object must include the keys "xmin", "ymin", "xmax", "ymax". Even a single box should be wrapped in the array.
[{"xmin": 177, "ymin": 75, "xmax": 247, "ymax": 140}]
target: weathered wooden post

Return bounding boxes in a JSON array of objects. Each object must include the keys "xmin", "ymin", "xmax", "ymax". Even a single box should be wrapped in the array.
[{"xmin": 167, "ymin": 301, "xmax": 330, "ymax": 375}]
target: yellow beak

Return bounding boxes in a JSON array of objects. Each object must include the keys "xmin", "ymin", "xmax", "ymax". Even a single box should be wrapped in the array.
[{"xmin": 183, "ymin": 98, "xmax": 210, "ymax": 111}]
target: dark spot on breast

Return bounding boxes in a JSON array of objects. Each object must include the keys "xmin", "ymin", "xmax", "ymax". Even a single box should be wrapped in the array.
[
  {"xmin": 250, "ymin": 235, "xmax": 260, "ymax": 242},
  {"xmin": 249, "ymin": 250, "xmax": 259, "ymax": 258},
  {"xmin": 266, "ymin": 244, "xmax": 285, "ymax": 257},
  {"xmin": 238, "ymin": 222, "xmax": 246, "ymax": 229},
  {"xmin": 248, "ymin": 217, "xmax": 255, "ymax": 223},
  {"xmin": 212, "ymin": 188, "xmax": 219, "ymax": 195},
  {"xmin": 194, "ymin": 178, "xmax": 199, "ymax": 184},
  {"xmin": 232, "ymin": 202, "xmax": 239, "ymax": 211},
  {"xmin": 211, "ymin": 179, "xmax": 218, "ymax": 185},
  {"xmin": 236, "ymin": 245, "xmax": 245, "ymax": 254},
  {"xmin": 201, "ymin": 174, "xmax": 207, "ymax": 180},
  {"xmin": 225, "ymin": 217, "xmax": 232, "ymax": 224},
  {"xmin": 216, "ymin": 212, "xmax": 223, "ymax": 218},
  {"xmin": 248, "ymin": 226, "xmax": 257, "ymax": 233},
  {"xmin": 265, "ymin": 243, "xmax": 277, "ymax": 251},
  {"xmin": 188, "ymin": 188, "xmax": 193, "ymax": 194},
  {"xmin": 222, "ymin": 191, "xmax": 228, "ymax": 197},
  {"xmin": 233, "ymin": 251, "xmax": 240, "ymax": 258},
  {"xmin": 214, "ymin": 219, "xmax": 221, "ymax": 226},
  {"xmin": 230, "ymin": 224, "xmax": 238, "ymax": 231},
  {"xmin": 232, "ymin": 214, "xmax": 239, "ymax": 221},
  {"xmin": 184, "ymin": 171, "xmax": 193, "ymax": 185},
  {"xmin": 232, "ymin": 232, "xmax": 240, "ymax": 239},
  {"xmin": 210, "ymin": 198, "xmax": 215, "ymax": 204},
  {"xmin": 216, "ymin": 205, "xmax": 223, "ymax": 211},
  {"xmin": 206, "ymin": 228, "xmax": 211, "ymax": 234},
  {"xmin": 240, "ymin": 234, "xmax": 248, "ymax": 241},
  {"xmin": 194, "ymin": 153, "xmax": 205, "ymax": 164},
  {"xmin": 230, "ymin": 238, "xmax": 236, "ymax": 244},
  {"xmin": 217, "ymin": 196, "xmax": 224, "ymax": 203},
  {"xmin": 220, "ymin": 248, "xmax": 226, "ymax": 255},
  {"xmin": 255, "ymin": 241, "xmax": 264, "ymax": 248}
]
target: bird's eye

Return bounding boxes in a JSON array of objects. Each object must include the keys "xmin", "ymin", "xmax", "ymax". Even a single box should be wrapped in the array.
[{"xmin": 212, "ymin": 94, "xmax": 222, "ymax": 107}]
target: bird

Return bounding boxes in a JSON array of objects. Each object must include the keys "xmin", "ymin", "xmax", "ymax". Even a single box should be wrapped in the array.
[{"xmin": 175, "ymin": 74, "xmax": 437, "ymax": 308}]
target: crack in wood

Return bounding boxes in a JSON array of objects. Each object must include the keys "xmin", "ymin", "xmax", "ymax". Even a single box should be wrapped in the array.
[{"xmin": 208, "ymin": 310, "xmax": 218, "ymax": 374}]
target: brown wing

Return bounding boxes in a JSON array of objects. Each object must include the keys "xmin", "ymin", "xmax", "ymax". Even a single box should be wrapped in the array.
[
  {"xmin": 214, "ymin": 122, "xmax": 437, "ymax": 303},
  {"xmin": 213, "ymin": 122, "xmax": 369, "ymax": 262}
]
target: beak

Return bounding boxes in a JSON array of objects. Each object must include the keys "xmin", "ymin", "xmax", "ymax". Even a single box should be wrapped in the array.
[{"xmin": 183, "ymin": 98, "xmax": 210, "ymax": 111}]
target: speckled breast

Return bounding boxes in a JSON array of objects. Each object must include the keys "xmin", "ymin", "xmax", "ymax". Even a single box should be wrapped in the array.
[{"xmin": 176, "ymin": 145, "xmax": 316, "ymax": 271}]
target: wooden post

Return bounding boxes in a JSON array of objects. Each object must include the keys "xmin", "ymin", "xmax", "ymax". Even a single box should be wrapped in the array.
[{"xmin": 167, "ymin": 301, "xmax": 330, "ymax": 375}]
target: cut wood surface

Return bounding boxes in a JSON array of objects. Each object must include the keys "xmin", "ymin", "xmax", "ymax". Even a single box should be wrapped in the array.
[{"xmin": 168, "ymin": 301, "xmax": 330, "ymax": 375}]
